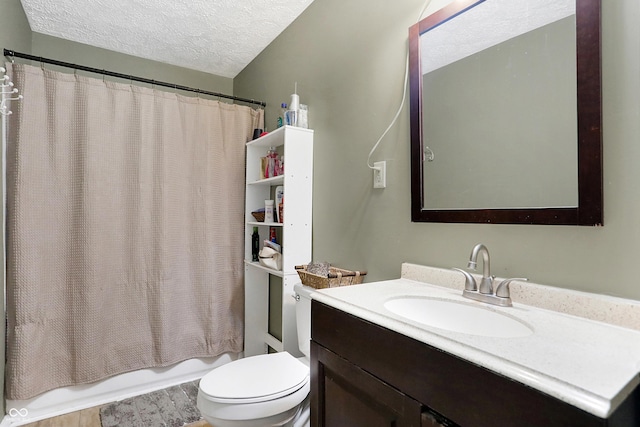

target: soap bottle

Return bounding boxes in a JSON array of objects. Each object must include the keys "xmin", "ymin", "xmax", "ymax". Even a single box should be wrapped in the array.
[{"xmin": 251, "ymin": 227, "xmax": 260, "ymax": 262}]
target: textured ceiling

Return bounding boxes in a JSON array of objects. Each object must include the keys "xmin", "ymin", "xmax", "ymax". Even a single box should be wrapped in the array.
[
  {"xmin": 20, "ymin": 0, "xmax": 315, "ymax": 78},
  {"xmin": 421, "ymin": 0, "xmax": 575, "ymax": 74}
]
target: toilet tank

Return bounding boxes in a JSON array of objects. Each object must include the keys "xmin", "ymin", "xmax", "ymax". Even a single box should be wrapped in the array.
[{"xmin": 294, "ymin": 284, "xmax": 314, "ymax": 358}]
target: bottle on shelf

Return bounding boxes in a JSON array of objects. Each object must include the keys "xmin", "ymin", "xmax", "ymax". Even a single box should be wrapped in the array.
[
  {"xmin": 298, "ymin": 104, "xmax": 308, "ymax": 129},
  {"xmin": 267, "ymin": 147, "xmax": 277, "ymax": 178},
  {"xmin": 270, "ymin": 227, "xmax": 277, "ymax": 244},
  {"xmin": 277, "ymin": 103, "xmax": 287, "ymax": 128},
  {"xmin": 263, "ymin": 149, "xmax": 270, "ymax": 179},
  {"xmin": 286, "ymin": 83, "xmax": 300, "ymax": 127},
  {"xmin": 264, "ymin": 200, "xmax": 275, "ymax": 223},
  {"xmin": 275, "ymin": 186, "xmax": 284, "ymax": 223},
  {"xmin": 251, "ymin": 227, "xmax": 260, "ymax": 262}
]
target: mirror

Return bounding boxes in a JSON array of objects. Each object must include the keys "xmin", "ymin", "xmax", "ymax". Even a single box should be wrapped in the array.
[{"xmin": 409, "ymin": 0, "xmax": 602, "ymax": 225}]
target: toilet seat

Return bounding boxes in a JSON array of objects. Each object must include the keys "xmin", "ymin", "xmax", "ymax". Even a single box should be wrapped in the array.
[{"xmin": 199, "ymin": 352, "xmax": 309, "ymax": 404}]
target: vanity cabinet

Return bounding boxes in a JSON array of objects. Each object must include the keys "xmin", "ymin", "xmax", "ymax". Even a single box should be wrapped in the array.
[
  {"xmin": 313, "ymin": 341, "xmax": 424, "ymax": 426},
  {"xmin": 244, "ymin": 126, "xmax": 313, "ymax": 357},
  {"xmin": 310, "ymin": 301, "xmax": 640, "ymax": 427}
]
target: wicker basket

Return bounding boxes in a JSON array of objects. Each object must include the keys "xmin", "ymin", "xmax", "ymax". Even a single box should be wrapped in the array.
[
  {"xmin": 295, "ymin": 265, "xmax": 367, "ymax": 289},
  {"xmin": 251, "ymin": 211, "xmax": 265, "ymax": 222}
]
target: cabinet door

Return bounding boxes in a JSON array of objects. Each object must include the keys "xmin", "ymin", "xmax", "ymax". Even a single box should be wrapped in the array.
[{"xmin": 311, "ymin": 342, "xmax": 422, "ymax": 427}]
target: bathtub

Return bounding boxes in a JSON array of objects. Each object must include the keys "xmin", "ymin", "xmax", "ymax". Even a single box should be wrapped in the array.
[{"xmin": 2, "ymin": 353, "xmax": 238, "ymax": 426}]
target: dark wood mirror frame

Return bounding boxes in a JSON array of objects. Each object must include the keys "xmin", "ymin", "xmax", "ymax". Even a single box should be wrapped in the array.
[{"xmin": 409, "ymin": 0, "xmax": 602, "ymax": 225}]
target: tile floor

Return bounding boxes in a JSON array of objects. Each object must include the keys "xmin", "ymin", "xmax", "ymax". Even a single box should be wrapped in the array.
[{"xmin": 22, "ymin": 406, "xmax": 212, "ymax": 427}]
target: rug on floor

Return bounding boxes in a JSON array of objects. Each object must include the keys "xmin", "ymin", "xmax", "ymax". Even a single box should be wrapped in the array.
[{"xmin": 100, "ymin": 380, "xmax": 204, "ymax": 427}]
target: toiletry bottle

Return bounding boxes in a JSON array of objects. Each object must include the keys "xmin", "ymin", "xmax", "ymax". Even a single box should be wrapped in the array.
[
  {"xmin": 272, "ymin": 150, "xmax": 277, "ymax": 176},
  {"xmin": 278, "ymin": 195, "xmax": 284, "ymax": 224},
  {"xmin": 251, "ymin": 227, "xmax": 260, "ymax": 262},
  {"xmin": 264, "ymin": 200, "xmax": 275, "ymax": 223},
  {"xmin": 264, "ymin": 148, "xmax": 271, "ymax": 178},
  {"xmin": 273, "ymin": 149, "xmax": 279, "ymax": 177},
  {"xmin": 285, "ymin": 109, "xmax": 297, "ymax": 127},
  {"xmin": 286, "ymin": 84, "xmax": 300, "ymax": 126},
  {"xmin": 277, "ymin": 103, "xmax": 287, "ymax": 128},
  {"xmin": 275, "ymin": 186, "xmax": 284, "ymax": 222},
  {"xmin": 260, "ymin": 156, "xmax": 267, "ymax": 179},
  {"xmin": 270, "ymin": 227, "xmax": 277, "ymax": 244},
  {"xmin": 298, "ymin": 104, "xmax": 308, "ymax": 129},
  {"xmin": 267, "ymin": 147, "xmax": 276, "ymax": 177}
]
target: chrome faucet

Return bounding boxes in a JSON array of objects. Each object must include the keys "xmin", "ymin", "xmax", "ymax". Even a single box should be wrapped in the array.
[
  {"xmin": 453, "ymin": 243, "xmax": 527, "ymax": 307},
  {"xmin": 468, "ymin": 243, "xmax": 493, "ymax": 294}
]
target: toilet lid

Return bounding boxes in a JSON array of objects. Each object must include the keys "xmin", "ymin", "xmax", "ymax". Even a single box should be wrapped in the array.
[{"xmin": 199, "ymin": 352, "xmax": 309, "ymax": 404}]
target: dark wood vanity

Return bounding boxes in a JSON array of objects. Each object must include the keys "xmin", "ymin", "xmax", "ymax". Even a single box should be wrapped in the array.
[{"xmin": 310, "ymin": 301, "xmax": 640, "ymax": 427}]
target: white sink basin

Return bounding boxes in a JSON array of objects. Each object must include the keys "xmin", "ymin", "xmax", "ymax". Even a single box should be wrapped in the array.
[{"xmin": 383, "ymin": 297, "xmax": 533, "ymax": 338}]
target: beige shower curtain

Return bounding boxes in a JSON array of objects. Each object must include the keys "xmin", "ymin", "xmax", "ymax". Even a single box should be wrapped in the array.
[{"xmin": 5, "ymin": 63, "xmax": 263, "ymax": 399}]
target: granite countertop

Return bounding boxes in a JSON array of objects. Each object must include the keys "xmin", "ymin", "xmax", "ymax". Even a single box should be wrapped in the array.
[{"xmin": 311, "ymin": 266, "xmax": 640, "ymax": 419}]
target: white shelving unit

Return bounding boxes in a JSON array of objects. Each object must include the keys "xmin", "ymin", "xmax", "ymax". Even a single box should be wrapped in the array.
[{"xmin": 244, "ymin": 126, "xmax": 313, "ymax": 357}]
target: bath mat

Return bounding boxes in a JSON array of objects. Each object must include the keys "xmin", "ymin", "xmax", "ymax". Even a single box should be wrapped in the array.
[{"xmin": 100, "ymin": 380, "xmax": 204, "ymax": 427}]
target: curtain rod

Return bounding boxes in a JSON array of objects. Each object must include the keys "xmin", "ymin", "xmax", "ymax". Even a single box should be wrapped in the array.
[{"xmin": 3, "ymin": 48, "xmax": 266, "ymax": 108}]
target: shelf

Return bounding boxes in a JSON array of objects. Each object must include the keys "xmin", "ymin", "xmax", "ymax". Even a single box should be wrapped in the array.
[
  {"xmin": 244, "ymin": 260, "xmax": 284, "ymax": 277},
  {"xmin": 246, "ymin": 125, "xmax": 313, "ymax": 149},
  {"xmin": 247, "ymin": 175, "xmax": 284, "ymax": 186},
  {"xmin": 244, "ymin": 126, "xmax": 313, "ymax": 358},
  {"xmin": 248, "ymin": 221, "xmax": 283, "ymax": 227}
]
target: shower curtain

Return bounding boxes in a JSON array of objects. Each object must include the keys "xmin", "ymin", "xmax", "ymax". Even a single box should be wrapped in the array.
[{"xmin": 4, "ymin": 63, "xmax": 263, "ymax": 400}]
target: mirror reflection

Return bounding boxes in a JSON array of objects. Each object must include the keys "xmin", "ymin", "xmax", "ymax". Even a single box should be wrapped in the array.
[
  {"xmin": 409, "ymin": 0, "xmax": 603, "ymax": 225},
  {"xmin": 422, "ymin": 13, "xmax": 577, "ymax": 209}
]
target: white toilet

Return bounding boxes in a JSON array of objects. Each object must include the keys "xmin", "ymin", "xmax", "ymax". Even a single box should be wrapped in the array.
[{"xmin": 197, "ymin": 284, "xmax": 313, "ymax": 427}]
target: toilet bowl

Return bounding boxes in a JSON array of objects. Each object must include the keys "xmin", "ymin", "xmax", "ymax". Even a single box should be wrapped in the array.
[{"xmin": 197, "ymin": 284, "xmax": 313, "ymax": 427}]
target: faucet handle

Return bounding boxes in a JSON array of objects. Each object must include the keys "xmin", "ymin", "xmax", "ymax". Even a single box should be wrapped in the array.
[
  {"xmin": 452, "ymin": 268, "xmax": 477, "ymax": 291},
  {"xmin": 495, "ymin": 278, "xmax": 528, "ymax": 298}
]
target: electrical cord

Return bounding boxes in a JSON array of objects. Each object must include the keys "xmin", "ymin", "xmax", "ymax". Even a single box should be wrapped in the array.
[{"xmin": 367, "ymin": 0, "xmax": 433, "ymax": 170}]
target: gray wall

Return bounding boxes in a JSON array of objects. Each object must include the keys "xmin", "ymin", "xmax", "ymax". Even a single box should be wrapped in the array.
[
  {"xmin": 235, "ymin": 0, "xmax": 640, "ymax": 301},
  {"xmin": 0, "ymin": 0, "xmax": 32, "ymax": 54}
]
